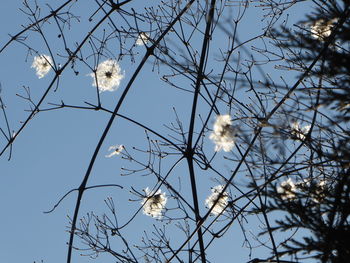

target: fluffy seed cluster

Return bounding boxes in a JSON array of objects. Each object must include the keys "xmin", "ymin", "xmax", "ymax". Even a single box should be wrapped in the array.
[
  {"xmin": 296, "ymin": 179, "xmax": 327, "ymax": 203},
  {"xmin": 290, "ymin": 121, "xmax": 311, "ymax": 140},
  {"xmin": 89, "ymin": 59, "xmax": 124, "ymax": 92},
  {"xmin": 313, "ymin": 180, "xmax": 327, "ymax": 203},
  {"xmin": 310, "ymin": 18, "xmax": 338, "ymax": 40},
  {"xmin": 209, "ymin": 114, "xmax": 236, "ymax": 152},
  {"xmin": 142, "ymin": 188, "xmax": 167, "ymax": 219},
  {"xmin": 205, "ymin": 185, "xmax": 229, "ymax": 216},
  {"xmin": 31, "ymin": 55, "xmax": 53, "ymax": 78},
  {"xmin": 277, "ymin": 178, "xmax": 297, "ymax": 200},
  {"xmin": 278, "ymin": 178, "xmax": 329, "ymax": 203},
  {"xmin": 105, "ymin": 144, "xmax": 124, "ymax": 158},
  {"xmin": 136, "ymin": 32, "xmax": 150, "ymax": 46}
]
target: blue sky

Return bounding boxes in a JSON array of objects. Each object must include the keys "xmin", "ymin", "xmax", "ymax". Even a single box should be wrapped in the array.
[{"xmin": 0, "ymin": 1, "xmax": 316, "ymax": 263}]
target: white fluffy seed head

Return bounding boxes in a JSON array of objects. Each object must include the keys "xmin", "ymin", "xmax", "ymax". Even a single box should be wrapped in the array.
[
  {"xmin": 136, "ymin": 32, "xmax": 150, "ymax": 46},
  {"xmin": 205, "ymin": 185, "xmax": 229, "ymax": 216},
  {"xmin": 105, "ymin": 144, "xmax": 124, "ymax": 158},
  {"xmin": 209, "ymin": 114, "xmax": 236, "ymax": 152},
  {"xmin": 89, "ymin": 59, "xmax": 124, "ymax": 92},
  {"xmin": 31, "ymin": 55, "xmax": 53, "ymax": 78},
  {"xmin": 142, "ymin": 188, "xmax": 167, "ymax": 219},
  {"xmin": 290, "ymin": 121, "xmax": 311, "ymax": 140},
  {"xmin": 277, "ymin": 178, "xmax": 297, "ymax": 200},
  {"xmin": 310, "ymin": 18, "xmax": 338, "ymax": 40}
]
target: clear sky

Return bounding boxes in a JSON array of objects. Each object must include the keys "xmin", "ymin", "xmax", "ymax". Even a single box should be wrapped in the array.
[{"xmin": 0, "ymin": 1, "xmax": 315, "ymax": 263}]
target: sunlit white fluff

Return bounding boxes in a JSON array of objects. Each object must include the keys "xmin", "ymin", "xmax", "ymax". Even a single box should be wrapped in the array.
[
  {"xmin": 209, "ymin": 114, "xmax": 236, "ymax": 152},
  {"xmin": 31, "ymin": 55, "xmax": 53, "ymax": 78},
  {"xmin": 309, "ymin": 179, "xmax": 328, "ymax": 204},
  {"xmin": 105, "ymin": 144, "xmax": 124, "ymax": 158},
  {"xmin": 310, "ymin": 18, "xmax": 338, "ymax": 40},
  {"xmin": 142, "ymin": 187, "xmax": 167, "ymax": 219},
  {"xmin": 290, "ymin": 121, "xmax": 311, "ymax": 140},
  {"xmin": 89, "ymin": 59, "xmax": 124, "ymax": 92},
  {"xmin": 205, "ymin": 185, "xmax": 229, "ymax": 216},
  {"xmin": 136, "ymin": 32, "xmax": 150, "ymax": 46},
  {"xmin": 277, "ymin": 178, "xmax": 297, "ymax": 200},
  {"xmin": 296, "ymin": 179, "xmax": 327, "ymax": 203}
]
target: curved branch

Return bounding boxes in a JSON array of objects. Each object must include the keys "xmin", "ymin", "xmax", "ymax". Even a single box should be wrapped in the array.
[
  {"xmin": 66, "ymin": 1, "xmax": 196, "ymax": 263},
  {"xmin": 44, "ymin": 184, "xmax": 123, "ymax": 214}
]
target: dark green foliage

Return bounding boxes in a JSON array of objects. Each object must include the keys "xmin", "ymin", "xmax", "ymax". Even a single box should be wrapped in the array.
[{"xmin": 255, "ymin": 1, "xmax": 350, "ymax": 262}]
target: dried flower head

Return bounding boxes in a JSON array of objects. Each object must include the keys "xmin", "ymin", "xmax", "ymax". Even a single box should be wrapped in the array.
[
  {"xmin": 277, "ymin": 178, "xmax": 297, "ymax": 200},
  {"xmin": 142, "ymin": 187, "xmax": 167, "ymax": 219},
  {"xmin": 105, "ymin": 144, "xmax": 124, "ymax": 158},
  {"xmin": 31, "ymin": 55, "xmax": 53, "ymax": 78},
  {"xmin": 310, "ymin": 18, "xmax": 338, "ymax": 40},
  {"xmin": 209, "ymin": 114, "xmax": 236, "ymax": 152},
  {"xmin": 205, "ymin": 185, "xmax": 229, "ymax": 216},
  {"xmin": 89, "ymin": 59, "xmax": 124, "ymax": 92},
  {"xmin": 136, "ymin": 32, "xmax": 150, "ymax": 46},
  {"xmin": 290, "ymin": 121, "xmax": 311, "ymax": 140}
]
